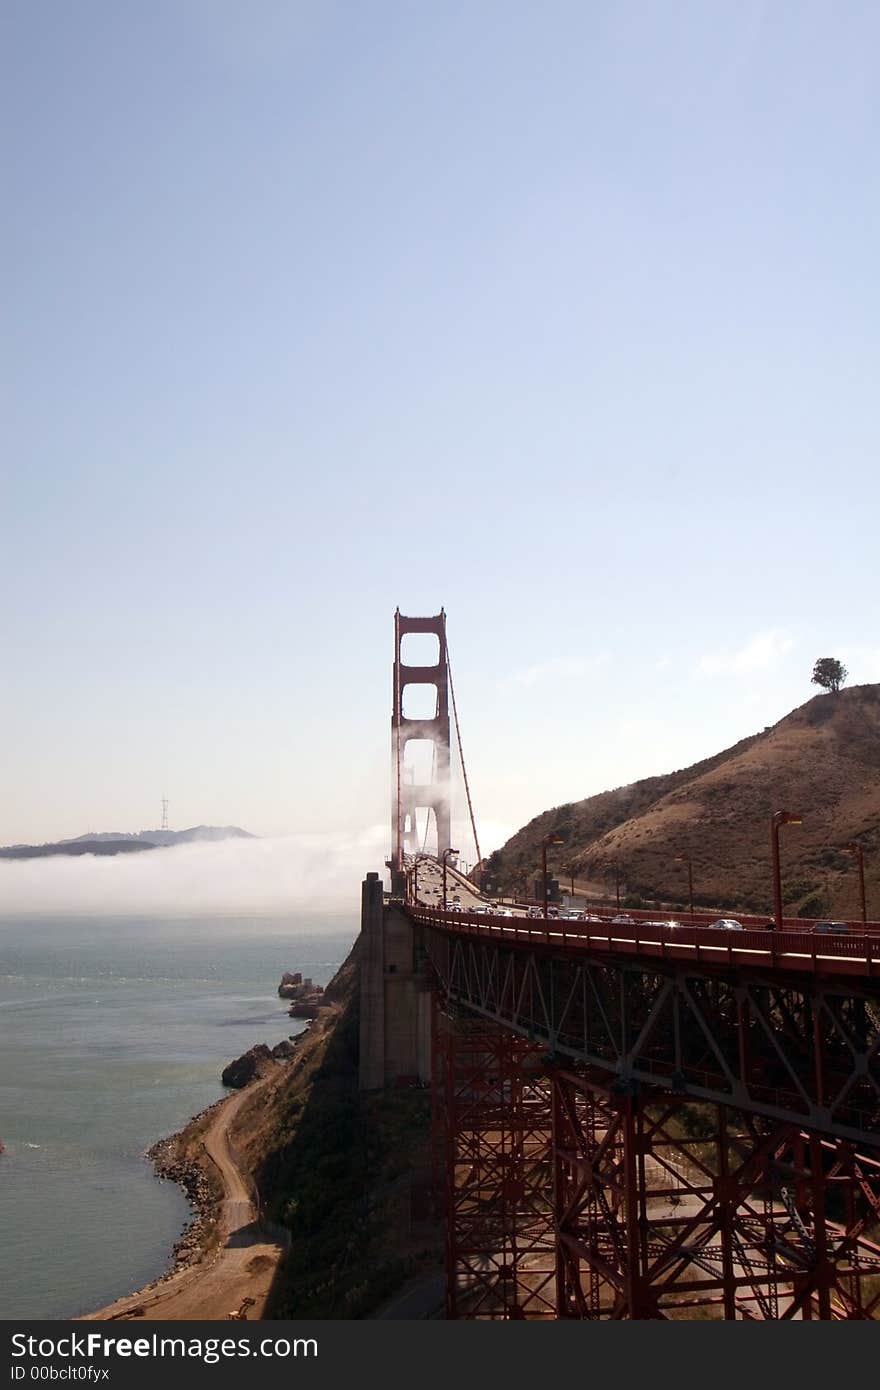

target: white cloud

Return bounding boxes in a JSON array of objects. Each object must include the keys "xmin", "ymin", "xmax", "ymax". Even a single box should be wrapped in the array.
[
  {"xmin": 504, "ymin": 655, "xmax": 608, "ymax": 688},
  {"xmin": 697, "ymin": 630, "xmax": 795, "ymax": 678},
  {"xmin": 0, "ymin": 829, "xmax": 391, "ymax": 918}
]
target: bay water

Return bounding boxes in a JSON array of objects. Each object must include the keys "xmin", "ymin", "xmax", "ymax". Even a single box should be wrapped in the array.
[{"xmin": 0, "ymin": 914, "xmax": 355, "ymax": 1320}]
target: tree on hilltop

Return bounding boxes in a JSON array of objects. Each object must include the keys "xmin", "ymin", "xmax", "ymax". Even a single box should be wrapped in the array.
[{"xmin": 811, "ymin": 657, "xmax": 848, "ymax": 693}]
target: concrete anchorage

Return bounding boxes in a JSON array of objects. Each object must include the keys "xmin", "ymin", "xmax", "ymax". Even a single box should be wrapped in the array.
[{"xmin": 358, "ymin": 872, "xmax": 432, "ymax": 1091}]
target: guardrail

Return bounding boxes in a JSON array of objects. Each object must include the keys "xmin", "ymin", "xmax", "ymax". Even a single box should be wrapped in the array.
[
  {"xmin": 501, "ymin": 901, "xmax": 879, "ymax": 933},
  {"xmin": 408, "ymin": 904, "xmax": 880, "ymax": 979}
]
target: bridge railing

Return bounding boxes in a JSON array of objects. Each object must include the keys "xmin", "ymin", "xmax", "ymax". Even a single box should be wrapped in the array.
[
  {"xmin": 502, "ymin": 900, "xmax": 880, "ymax": 933},
  {"xmin": 407, "ymin": 905, "xmax": 880, "ymax": 978}
]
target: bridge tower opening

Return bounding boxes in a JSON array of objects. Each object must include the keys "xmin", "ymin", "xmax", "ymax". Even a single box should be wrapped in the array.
[{"xmin": 391, "ymin": 608, "xmax": 451, "ymax": 886}]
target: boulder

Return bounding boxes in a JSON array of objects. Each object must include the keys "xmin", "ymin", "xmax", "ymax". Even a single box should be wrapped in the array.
[
  {"xmin": 221, "ymin": 1044, "xmax": 272, "ymax": 1089},
  {"xmin": 271, "ymin": 1039, "xmax": 296, "ymax": 1060}
]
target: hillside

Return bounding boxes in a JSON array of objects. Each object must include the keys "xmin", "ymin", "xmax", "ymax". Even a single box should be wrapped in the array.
[
  {"xmin": 230, "ymin": 940, "xmax": 442, "ymax": 1317},
  {"xmin": 485, "ymin": 684, "xmax": 880, "ymax": 919}
]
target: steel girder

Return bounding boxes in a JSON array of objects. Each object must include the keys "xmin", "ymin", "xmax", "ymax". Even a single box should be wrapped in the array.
[
  {"xmin": 552, "ymin": 1068, "xmax": 880, "ymax": 1320},
  {"xmin": 432, "ymin": 1008, "xmax": 556, "ymax": 1318},
  {"xmin": 424, "ymin": 929, "xmax": 880, "ymax": 1148}
]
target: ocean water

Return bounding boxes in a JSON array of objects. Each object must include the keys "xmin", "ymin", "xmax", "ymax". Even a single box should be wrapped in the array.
[{"xmin": 0, "ymin": 914, "xmax": 355, "ymax": 1321}]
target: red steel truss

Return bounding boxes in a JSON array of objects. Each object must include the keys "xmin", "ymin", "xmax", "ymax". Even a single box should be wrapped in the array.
[
  {"xmin": 552, "ymin": 1068, "xmax": 880, "ymax": 1318},
  {"xmin": 433, "ymin": 1005, "xmax": 880, "ymax": 1319},
  {"xmin": 418, "ymin": 853, "xmax": 880, "ymax": 1319},
  {"xmin": 432, "ymin": 1007, "xmax": 556, "ymax": 1318}
]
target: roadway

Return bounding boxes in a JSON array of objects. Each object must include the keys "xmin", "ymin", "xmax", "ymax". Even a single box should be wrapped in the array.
[
  {"xmin": 81, "ymin": 1076, "xmax": 286, "ymax": 1322},
  {"xmin": 409, "ymin": 900, "xmax": 880, "ymax": 980}
]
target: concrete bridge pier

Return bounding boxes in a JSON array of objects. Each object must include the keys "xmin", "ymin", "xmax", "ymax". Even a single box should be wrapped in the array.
[{"xmin": 359, "ymin": 872, "xmax": 432, "ymax": 1091}]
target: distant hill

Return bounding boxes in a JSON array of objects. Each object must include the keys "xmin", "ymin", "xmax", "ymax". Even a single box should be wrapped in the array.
[
  {"xmin": 0, "ymin": 826, "xmax": 255, "ymax": 860},
  {"xmin": 0, "ymin": 839, "xmax": 156, "ymax": 860},
  {"xmin": 66, "ymin": 826, "xmax": 255, "ymax": 848},
  {"xmin": 485, "ymin": 684, "xmax": 880, "ymax": 919}
]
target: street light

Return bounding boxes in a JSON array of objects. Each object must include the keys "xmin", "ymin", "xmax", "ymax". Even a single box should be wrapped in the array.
[
  {"xmin": 604, "ymin": 858, "xmax": 621, "ymax": 909},
  {"xmin": 441, "ymin": 847, "xmax": 459, "ymax": 912},
  {"xmin": 542, "ymin": 834, "xmax": 564, "ymax": 920},
  {"xmin": 770, "ymin": 811, "xmax": 802, "ymax": 929},
  {"xmin": 411, "ymin": 853, "xmax": 432, "ymax": 905},
  {"xmin": 674, "ymin": 853, "xmax": 694, "ymax": 922},
  {"xmin": 844, "ymin": 842, "xmax": 868, "ymax": 925}
]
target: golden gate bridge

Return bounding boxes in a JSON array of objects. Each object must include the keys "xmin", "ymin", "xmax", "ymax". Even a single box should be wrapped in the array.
[{"xmin": 358, "ymin": 609, "xmax": 880, "ymax": 1319}]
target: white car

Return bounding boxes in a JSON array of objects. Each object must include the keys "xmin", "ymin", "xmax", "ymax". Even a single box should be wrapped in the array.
[
  {"xmin": 611, "ymin": 913, "xmax": 636, "ymax": 925},
  {"xmin": 708, "ymin": 918, "xmax": 744, "ymax": 932}
]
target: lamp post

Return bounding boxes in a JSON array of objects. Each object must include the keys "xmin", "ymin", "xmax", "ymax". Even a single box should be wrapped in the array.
[
  {"xmin": 441, "ymin": 847, "xmax": 459, "ymax": 912},
  {"xmin": 542, "ymin": 834, "xmax": 564, "ymax": 919},
  {"xmin": 844, "ymin": 842, "xmax": 868, "ymax": 925},
  {"xmin": 411, "ymin": 855, "xmax": 430, "ymax": 905},
  {"xmin": 674, "ymin": 853, "xmax": 694, "ymax": 922},
  {"xmin": 602, "ymin": 858, "xmax": 622, "ymax": 909},
  {"xmin": 770, "ymin": 810, "xmax": 802, "ymax": 928},
  {"xmin": 611, "ymin": 859, "xmax": 621, "ymax": 909}
]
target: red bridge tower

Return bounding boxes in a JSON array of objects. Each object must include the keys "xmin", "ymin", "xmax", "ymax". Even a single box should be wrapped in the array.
[{"xmin": 391, "ymin": 609, "xmax": 451, "ymax": 885}]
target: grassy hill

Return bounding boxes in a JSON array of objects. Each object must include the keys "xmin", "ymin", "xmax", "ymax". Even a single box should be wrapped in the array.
[{"xmin": 485, "ymin": 684, "xmax": 880, "ymax": 919}]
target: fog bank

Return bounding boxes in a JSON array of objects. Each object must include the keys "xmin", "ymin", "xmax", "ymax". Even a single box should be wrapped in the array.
[{"xmin": 0, "ymin": 830, "xmax": 390, "ymax": 917}]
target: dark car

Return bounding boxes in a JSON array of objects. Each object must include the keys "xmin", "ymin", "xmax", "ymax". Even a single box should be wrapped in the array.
[{"xmin": 813, "ymin": 920, "xmax": 850, "ymax": 935}]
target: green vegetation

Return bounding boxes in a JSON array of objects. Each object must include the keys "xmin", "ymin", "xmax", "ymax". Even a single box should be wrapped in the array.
[
  {"xmin": 797, "ymin": 891, "xmax": 829, "ymax": 919},
  {"xmin": 256, "ymin": 980, "xmax": 439, "ymax": 1318},
  {"xmin": 811, "ymin": 657, "xmax": 847, "ymax": 693}
]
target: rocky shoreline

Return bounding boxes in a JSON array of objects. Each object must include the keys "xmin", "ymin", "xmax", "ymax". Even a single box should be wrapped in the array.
[
  {"xmin": 108, "ymin": 977, "xmax": 316, "ymax": 1294},
  {"xmin": 143, "ymin": 1098, "xmax": 227, "ymax": 1280},
  {"xmin": 140, "ymin": 1031, "xmax": 306, "ymax": 1280}
]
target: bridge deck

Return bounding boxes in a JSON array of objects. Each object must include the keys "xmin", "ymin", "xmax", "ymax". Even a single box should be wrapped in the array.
[{"xmin": 408, "ymin": 904, "xmax": 880, "ymax": 979}]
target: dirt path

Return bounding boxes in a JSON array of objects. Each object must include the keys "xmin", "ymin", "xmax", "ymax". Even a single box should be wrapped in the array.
[{"xmin": 81, "ymin": 1079, "xmax": 286, "ymax": 1322}]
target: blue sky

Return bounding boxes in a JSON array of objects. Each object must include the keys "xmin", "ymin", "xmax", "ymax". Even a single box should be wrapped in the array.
[{"xmin": 3, "ymin": 2, "xmax": 878, "ymax": 858}]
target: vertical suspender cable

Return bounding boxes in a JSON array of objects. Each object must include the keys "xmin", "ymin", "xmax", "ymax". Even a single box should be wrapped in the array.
[
  {"xmin": 443, "ymin": 614, "xmax": 482, "ymax": 872},
  {"xmin": 394, "ymin": 608, "xmax": 403, "ymax": 873}
]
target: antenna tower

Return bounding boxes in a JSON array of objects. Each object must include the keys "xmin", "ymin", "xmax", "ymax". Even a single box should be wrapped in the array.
[{"xmin": 161, "ymin": 796, "xmax": 169, "ymax": 832}]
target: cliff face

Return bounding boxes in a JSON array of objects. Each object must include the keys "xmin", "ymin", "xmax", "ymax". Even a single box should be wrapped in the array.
[
  {"xmin": 229, "ymin": 938, "xmax": 440, "ymax": 1318},
  {"xmin": 487, "ymin": 684, "xmax": 880, "ymax": 917}
]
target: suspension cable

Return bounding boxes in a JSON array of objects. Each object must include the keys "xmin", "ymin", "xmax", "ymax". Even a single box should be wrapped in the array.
[
  {"xmin": 420, "ymin": 741, "xmax": 435, "ymax": 854},
  {"xmin": 443, "ymin": 614, "xmax": 482, "ymax": 871},
  {"xmin": 394, "ymin": 608, "xmax": 402, "ymax": 871}
]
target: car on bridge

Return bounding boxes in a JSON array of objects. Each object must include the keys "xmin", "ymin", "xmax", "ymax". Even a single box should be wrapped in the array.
[
  {"xmin": 813, "ymin": 920, "xmax": 850, "ymax": 934},
  {"xmin": 708, "ymin": 918, "xmax": 745, "ymax": 931},
  {"xmin": 611, "ymin": 913, "xmax": 637, "ymax": 925}
]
